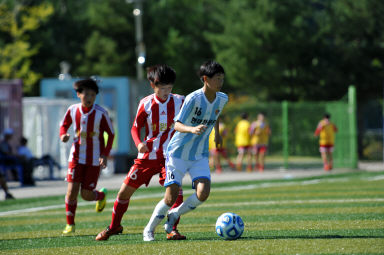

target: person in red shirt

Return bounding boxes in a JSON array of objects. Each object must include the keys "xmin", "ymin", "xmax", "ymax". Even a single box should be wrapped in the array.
[
  {"xmin": 60, "ymin": 79, "xmax": 115, "ymax": 234},
  {"xmin": 96, "ymin": 64, "xmax": 186, "ymax": 241}
]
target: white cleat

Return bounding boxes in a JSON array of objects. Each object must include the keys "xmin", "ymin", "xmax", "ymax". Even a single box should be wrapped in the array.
[
  {"xmin": 143, "ymin": 228, "xmax": 155, "ymax": 241},
  {"xmin": 164, "ymin": 211, "xmax": 179, "ymax": 234}
]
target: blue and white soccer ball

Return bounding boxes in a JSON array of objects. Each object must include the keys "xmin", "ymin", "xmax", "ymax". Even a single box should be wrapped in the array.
[{"xmin": 215, "ymin": 212, "xmax": 244, "ymax": 240}]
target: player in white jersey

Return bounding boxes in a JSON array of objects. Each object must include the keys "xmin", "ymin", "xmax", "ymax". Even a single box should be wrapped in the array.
[
  {"xmin": 60, "ymin": 79, "xmax": 115, "ymax": 234},
  {"xmin": 143, "ymin": 60, "xmax": 228, "ymax": 241}
]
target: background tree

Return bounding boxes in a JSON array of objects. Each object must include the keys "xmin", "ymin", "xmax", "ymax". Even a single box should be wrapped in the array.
[{"xmin": 0, "ymin": 1, "xmax": 53, "ymax": 94}]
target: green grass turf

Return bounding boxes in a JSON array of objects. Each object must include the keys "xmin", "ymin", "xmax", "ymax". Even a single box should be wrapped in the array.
[{"xmin": 0, "ymin": 171, "xmax": 383, "ymax": 254}]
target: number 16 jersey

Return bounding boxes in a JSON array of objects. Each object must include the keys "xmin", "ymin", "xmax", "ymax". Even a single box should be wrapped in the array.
[{"xmin": 167, "ymin": 88, "xmax": 228, "ymax": 161}]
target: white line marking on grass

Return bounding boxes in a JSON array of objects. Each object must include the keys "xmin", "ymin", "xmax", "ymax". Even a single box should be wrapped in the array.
[
  {"xmin": 1, "ymin": 175, "xmax": 383, "ymax": 217},
  {"xmin": 205, "ymin": 198, "xmax": 384, "ymax": 207}
]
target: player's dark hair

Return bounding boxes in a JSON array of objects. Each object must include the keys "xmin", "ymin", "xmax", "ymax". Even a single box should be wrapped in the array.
[
  {"xmin": 20, "ymin": 137, "xmax": 28, "ymax": 146},
  {"xmin": 198, "ymin": 60, "xmax": 225, "ymax": 82},
  {"xmin": 147, "ymin": 64, "xmax": 176, "ymax": 85},
  {"xmin": 324, "ymin": 113, "xmax": 331, "ymax": 119},
  {"xmin": 241, "ymin": 112, "xmax": 248, "ymax": 119},
  {"xmin": 73, "ymin": 79, "xmax": 99, "ymax": 94}
]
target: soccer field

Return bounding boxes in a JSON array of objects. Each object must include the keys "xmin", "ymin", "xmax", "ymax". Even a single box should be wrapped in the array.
[{"xmin": 1, "ymin": 171, "xmax": 383, "ymax": 255}]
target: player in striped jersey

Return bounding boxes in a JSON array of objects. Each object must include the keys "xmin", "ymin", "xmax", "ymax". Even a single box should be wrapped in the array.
[
  {"xmin": 60, "ymin": 79, "xmax": 115, "ymax": 234},
  {"xmin": 96, "ymin": 64, "xmax": 186, "ymax": 241},
  {"xmin": 143, "ymin": 60, "xmax": 228, "ymax": 241}
]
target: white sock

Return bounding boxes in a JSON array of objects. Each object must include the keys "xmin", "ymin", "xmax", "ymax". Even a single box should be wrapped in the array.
[
  {"xmin": 173, "ymin": 193, "xmax": 203, "ymax": 216},
  {"xmin": 145, "ymin": 199, "xmax": 171, "ymax": 231}
]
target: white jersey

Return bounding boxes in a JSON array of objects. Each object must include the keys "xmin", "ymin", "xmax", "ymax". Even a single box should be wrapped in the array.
[{"xmin": 167, "ymin": 88, "xmax": 228, "ymax": 161}]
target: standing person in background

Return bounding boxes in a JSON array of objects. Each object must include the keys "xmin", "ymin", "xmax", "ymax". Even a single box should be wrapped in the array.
[
  {"xmin": 314, "ymin": 113, "xmax": 338, "ymax": 171},
  {"xmin": 209, "ymin": 117, "xmax": 235, "ymax": 173},
  {"xmin": 60, "ymin": 78, "xmax": 115, "ymax": 234},
  {"xmin": 234, "ymin": 112, "xmax": 252, "ymax": 172},
  {"xmin": 96, "ymin": 64, "xmax": 186, "ymax": 241},
  {"xmin": 250, "ymin": 112, "xmax": 271, "ymax": 172}
]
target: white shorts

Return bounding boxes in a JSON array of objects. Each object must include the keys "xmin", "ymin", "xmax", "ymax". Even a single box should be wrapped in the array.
[{"xmin": 164, "ymin": 156, "xmax": 210, "ymax": 189}]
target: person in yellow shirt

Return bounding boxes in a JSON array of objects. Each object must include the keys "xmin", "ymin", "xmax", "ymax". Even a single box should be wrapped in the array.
[
  {"xmin": 209, "ymin": 119, "xmax": 235, "ymax": 173},
  {"xmin": 250, "ymin": 112, "xmax": 271, "ymax": 172},
  {"xmin": 314, "ymin": 113, "xmax": 338, "ymax": 171},
  {"xmin": 234, "ymin": 112, "xmax": 252, "ymax": 172}
]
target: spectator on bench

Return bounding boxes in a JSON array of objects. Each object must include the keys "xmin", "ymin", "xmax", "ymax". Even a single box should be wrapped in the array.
[{"xmin": 17, "ymin": 137, "xmax": 61, "ymax": 180}]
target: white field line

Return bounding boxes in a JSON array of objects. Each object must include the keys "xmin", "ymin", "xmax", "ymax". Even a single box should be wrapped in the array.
[{"xmin": 1, "ymin": 176, "xmax": 383, "ymax": 217}]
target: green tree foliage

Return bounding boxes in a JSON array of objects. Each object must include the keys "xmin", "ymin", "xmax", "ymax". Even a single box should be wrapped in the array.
[
  {"xmin": 0, "ymin": 1, "xmax": 53, "ymax": 94},
  {"xmin": 206, "ymin": 0, "xmax": 384, "ymax": 101},
  {"xmin": 1, "ymin": 0, "xmax": 383, "ymax": 101}
]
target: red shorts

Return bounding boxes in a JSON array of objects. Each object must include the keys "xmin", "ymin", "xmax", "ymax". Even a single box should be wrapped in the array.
[
  {"xmin": 210, "ymin": 148, "xmax": 227, "ymax": 156},
  {"xmin": 252, "ymin": 145, "xmax": 268, "ymax": 154},
  {"xmin": 67, "ymin": 162, "xmax": 101, "ymax": 190},
  {"xmin": 237, "ymin": 146, "xmax": 250, "ymax": 154},
  {"xmin": 124, "ymin": 159, "xmax": 166, "ymax": 189},
  {"xmin": 320, "ymin": 145, "xmax": 334, "ymax": 153}
]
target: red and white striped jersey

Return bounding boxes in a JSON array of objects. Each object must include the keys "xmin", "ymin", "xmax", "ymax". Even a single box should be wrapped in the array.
[
  {"xmin": 60, "ymin": 103, "xmax": 115, "ymax": 166},
  {"xmin": 131, "ymin": 93, "xmax": 184, "ymax": 160}
]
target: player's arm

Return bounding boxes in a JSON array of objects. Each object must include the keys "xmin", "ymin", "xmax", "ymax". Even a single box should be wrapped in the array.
[
  {"xmin": 59, "ymin": 109, "xmax": 72, "ymax": 143},
  {"xmin": 131, "ymin": 102, "xmax": 149, "ymax": 153},
  {"xmin": 214, "ymin": 120, "xmax": 223, "ymax": 149},
  {"xmin": 333, "ymin": 123, "xmax": 338, "ymax": 133},
  {"xmin": 174, "ymin": 121, "xmax": 207, "ymax": 135},
  {"xmin": 314, "ymin": 122, "xmax": 323, "ymax": 136},
  {"xmin": 99, "ymin": 113, "xmax": 115, "ymax": 168}
]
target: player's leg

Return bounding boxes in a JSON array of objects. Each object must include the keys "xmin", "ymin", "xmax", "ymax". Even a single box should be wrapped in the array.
[
  {"xmin": 144, "ymin": 157, "xmax": 185, "ymax": 241},
  {"xmin": 165, "ymin": 158, "xmax": 211, "ymax": 233},
  {"xmin": 167, "ymin": 188, "xmax": 186, "ymax": 240},
  {"xmin": 78, "ymin": 165, "xmax": 107, "ymax": 212},
  {"xmin": 327, "ymin": 149, "xmax": 333, "ymax": 170},
  {"xmin": 63, "ymin": 181, "xmax": 80, "ymax": 234},
  {"xmin": 95, "ymin": 183, "xmax": 135, "ymax": 241},
  {"xmin": 319, "ymin": 146, "xmax": 329, "ymax": 170},
  {"xmin": 236, "ymin": 147, "xmax": 244, "ymax": 171},
  {"xmin": 221, "ymin": 148, "xmax": 235, "ymax": 169},
  {"xmin": 246, "ymin": 147, "xmax": 253, "ymax": 172},
  {"xmin": 63, "ymin": 163, "xmax": 82, "ymax": 234},
  {"xmin": 258, "ymin": 146, "xmax": 267, "ymax": 172},
  {"xmin": 144, "ymin": 184, "xmax": 179, "ymax": 241},
  {"xmin": 213, "ymin": 149, "xmax": 222, "ymax": 173}
]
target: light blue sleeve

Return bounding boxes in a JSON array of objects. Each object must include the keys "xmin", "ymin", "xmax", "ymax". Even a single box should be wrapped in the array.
[{"xmin": 174, "ymin": 96, "xmax": 194, "ymax": 123}]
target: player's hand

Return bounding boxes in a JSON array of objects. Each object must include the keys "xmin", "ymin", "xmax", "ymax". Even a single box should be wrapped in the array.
[
  {"xmin": 138, "ymin": 142, "xmax": 149, "ymax": 153},
  {"xmin": 99, "ymin": 155, "xmax": 107, "ymax": 169},
  {"xmin": 191, "ymin": 125, "xmax": 207, "ymax": 135},
  {"xmin": 61, "ymin": 134, "xmax": 70, "ymax": 143},
  {"xmin": 215, "ymin": 135, "xmax": 223, "ymax": 149}
]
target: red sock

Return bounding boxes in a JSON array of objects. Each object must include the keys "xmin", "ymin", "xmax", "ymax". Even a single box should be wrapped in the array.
[
  {"xmin": 171, "ymin": 188, "xmax": 183, "ymax": 230},
  {"xmin": 93, "ymin": 190, "xmax": 105, "ymax": 201},
  {"xmin": 109, "ymin": 198, "xmax": 129, "ymax": 230},
  {"xmin": 65, "ymin": 198, "xmax": 77, "ymax": 225}
]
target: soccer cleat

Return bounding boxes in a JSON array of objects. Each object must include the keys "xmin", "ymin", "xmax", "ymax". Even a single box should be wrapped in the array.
[
  {"xmin": 324, "ymin": 164, "xmax": 330, "ymax": 171},
  {"xmin": 62, "ymin": 224, "xmax": 75, "ymax": 234},
  {"xmin": 164, "ymin": 211, "xmax": 179, "ymax": 234},
  {"xmin": 95, "ymin": 225, "xmax": 123, "ymax": 241},
  {"xmin": 95, "ymin": 188, "xmax": 107, "ymax": 212},
  {"xmin": 143, "ymin": 228, "xmax": 155, "ymax": 241},
  {"xmin": 167, "ymin": 230, "xmax": 186, "ymax": 240},
  {"xmin": 215, "ymin": 167, "xmax": 222, "ymax": 174}
]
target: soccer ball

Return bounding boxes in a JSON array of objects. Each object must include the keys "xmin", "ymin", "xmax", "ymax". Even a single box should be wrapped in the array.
[{"xmin": 215, "ymin": 212, "xmax": 244, "ymax": 240}]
